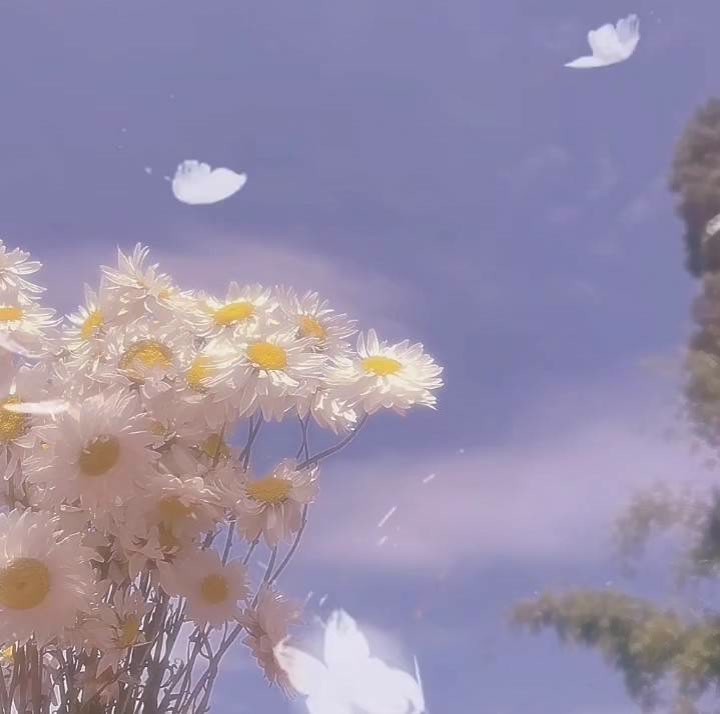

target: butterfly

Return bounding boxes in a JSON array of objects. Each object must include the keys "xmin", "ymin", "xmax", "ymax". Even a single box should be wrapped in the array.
[
  {"xmin": 565, "ymin": 14, "xmax": 640, "ymax": 69},
  {"xmin": 275, "ymin": 609, "xmax": 426, "ymax": 714}
]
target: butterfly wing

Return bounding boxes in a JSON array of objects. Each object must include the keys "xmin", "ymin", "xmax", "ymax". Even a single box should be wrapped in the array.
[
  {"xmin": 349, "ymin": 656, "xmax": 426, "ymax": 714},
  {"xmin": 565, "ymin": 55, "xmax": 611, "ymax": 68},
  {"xmin": 323, "ymin": 610, "xmax": 371, "ymax": 671},
  {"xmin": 274, "ymin": 641, "xmax": 328, "ymax": 697},
  {"xmin": 587, "ymin": 23, "xmax": 623, "ymax": 60},
  {"xmin": 615, "ymin": 13, "xmax": 640, "ymax": 49}
]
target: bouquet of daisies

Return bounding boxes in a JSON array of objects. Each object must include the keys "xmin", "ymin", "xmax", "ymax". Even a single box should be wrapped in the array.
[{"xmin": 0, "ymin": 242, "xmax": 442, "ymax": 714}]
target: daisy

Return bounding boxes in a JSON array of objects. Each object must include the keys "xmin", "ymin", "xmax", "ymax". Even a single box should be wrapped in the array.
[
  {"xmin": 276, "ymin": 288, "xmax": 356, "ymax": 353},
  {"xmin": 328, "ymin": 329, "xmax": 443, "ymax": 415},
  {"xmin": 0, "ymin": 240, "xmax": 44, "ymax": 295},
  {"xmin": 297, "ymin": 387, "xmax": 359, "ymax": 435},
  {"xmin": 128, "ymin": 473, "xmax": 223, "ymax": 549},
  {"xmin": 234, "ymin": 460, "xmax": 318, "ymax": 547},
  {"xmin": 0, "ymin": 288, "xmax": 58, "ymax": 353},
  {"xmin": 97, "ymin": 322, "xmax": 194, "ymax": 398},
  {"xmin": 240, "ymin": 586, "xmax": 302, "ymax": 693},
  {"xmin": 227, "ymin": 329, "xmax": 326, "ymax": 421},
  {"xmin": 101, "ymin": 244, "xmax": 180, "ymax": 324},
  {"xmin": 191, "ymin": 283, "xmax": 278, "ymax": 339},
  {"xmin": 63, "ymin": 283, "xmax": 119, "ymax": 358},
  {"xmin": 158, "ymin": 548, "xmax": 249, "ymax": 628},
  {"xmin": 96, "ymin": 589, "xmax": 150, "ymax": 674},
  {"xmin": 25, "ymin": 390, "xmax": 157, "ymax": 516},
  {"xmin": 0, "ymin": 362, "xmax": 55, "ymax": 480},
  {"xmin": 0, "ymin": 509, "xmax": 96, "ymax": 646}
]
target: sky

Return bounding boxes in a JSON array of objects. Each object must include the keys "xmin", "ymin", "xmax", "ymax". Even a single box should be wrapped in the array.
[{"xmin": 3, "ymin": 0, "xmax": 720, "ymax": 711}]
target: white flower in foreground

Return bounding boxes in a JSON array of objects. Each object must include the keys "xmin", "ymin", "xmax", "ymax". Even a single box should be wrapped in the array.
[
  {"xmin": 0, "ymin": 510, "xmax": 95, "ymax": 646},
  {"xmin": 275, "ymin": 609, "xmax": 426, "ymax": 714},
  {"xmin": 101, "ymin": 244, "xmax": 178, "ymax": 322},
  {"xmin": 96, "ymin": 589, "xmax": 150, "ymax": 674},
  {"xmin": 277, "ymin": 289, "xmax": 357, "ymax": 353},
  {"xmin": 229, "ymin": 331, "xmax": 326, "ymax": 421},
  {"xmin": 0, "ymin": 240, "xmax": 43, "ymax": 294},
  {"xmin": 235, "ymin": 460, "xmax": 318, "ymax": 546},
  {"xmin": 241, "ymin": 586, "xmax": 302, "ymax": 693},
  {"xmin": 0, "ymin": 289, "xmax": 57, "ymax": 351},
  {"xmin": 172, "ymin": 160, "xmax": 247, "ymax": 205},
  {"xmin": 192, "ymin": 283, "xmax": 277, "ymax": 339},
  {"xmin": 25, "ymin": 391, "xmax": 156, "ymax": 515},
  {"xmin": 329, "ymin": 329, "xmax": 443, "ymax": 415},
  {"xmin": 565, "ymin": 14, "xmax": 639, "ymax": 69},
  {"xmin": 159, "ymin": 549, "xmax": 249, "ymax": 628}
]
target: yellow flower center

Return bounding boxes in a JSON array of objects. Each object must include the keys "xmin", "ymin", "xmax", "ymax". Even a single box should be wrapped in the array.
[
  {"xmin": 0, "ymin": 397, "xmax": 28, "ymax": 442},
  {"xmin": 120, "ymin": 340, "xmax": 173, "ymax": 373},
  {"xmin": 158, "ymin": 496, "xmax": 193, "ymax": 525},
  {"xmin": 118, "ymin": 614, "xmax": 140, "ymax": 648},
  {"xmin": 213, "ymin": 301, "xmax": 254, "ymax": 327},
  {"xmin": 186, "ymin": 357, "xmax": 211, "ymax": 391},
  {"xmin": 362, "ymin": 355, "xmax": 402, "ymax": 377},
  {"xmin": 246, "ymin": 477, "xmax": 292, "ymax": 504},
  {"xmin": 247, "ymin": 342, "xmax": 287, "ymax": 371},
  {"xmin": 200, "ymin": 574, "xmax": 229, "ymax": 604},
  {"xmin": 298, "ymin": 315, "xmax": 327, "ymax": 341},
  {"xmin": 79, "ymin": 436, "xmax": 120, "ymax": 477},
  {"xmin": 80, "ymin": 310, "xmax": 103, "ymax": 340},
  {"xmin": 201, "ymin": 434, "xmax": 230, "ymax": 461},
  {"xmin": 0, "ymin": 307, "xmax": 23, "ymax": 322},
  {"xmin": 0, "ymin": 645, "xmax": 14, "ymax": 663},
  {"xmin": 0, "ymin": 558, "xmax": 50, "ymax": 610}
]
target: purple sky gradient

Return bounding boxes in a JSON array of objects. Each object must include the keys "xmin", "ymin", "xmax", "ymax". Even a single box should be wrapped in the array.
[{"xmin": 4, "ymin": 0, "xmax": 720, "ymax": 711}]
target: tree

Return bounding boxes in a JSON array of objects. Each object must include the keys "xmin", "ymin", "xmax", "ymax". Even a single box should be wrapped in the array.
[{"xmin": 512, "ymin": 100, "xmax": 720, "ymax": 714}]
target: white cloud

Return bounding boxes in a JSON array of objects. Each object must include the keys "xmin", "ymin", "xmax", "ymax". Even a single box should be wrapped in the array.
[
  {"xmin": 37, "ymin": 236, "xmax": 416, "ymax": 339},
  {"xmin": 302, "ymin": 374, "xmax": 707, "ymax": 572}
]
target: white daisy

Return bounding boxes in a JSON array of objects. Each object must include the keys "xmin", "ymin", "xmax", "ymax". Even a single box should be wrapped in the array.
[
  {"xmin": 158, "ymin": 548, "xmax": 249, "ymax": 628},
  {"xmin": 0, "ymin": 240, "xmax": 44, "ymax": 294},
  {"xmin": 0, "ymin": 509, "xmax": 96, "ymax": 646},
  {"xmin": 227, "ymin": 330, "xmax": 326, "ymax": 421},
  {"xmin": 191, "ymin": 283, "xmax": 278, "ymax": 339},
  {"xmin": 101, "ymin": 244, "xmax": 179, "ymax": 324},
  {"xmin": 25, "ymin": 390, "xmax": 157, "ymax": 516},
  {"xmin": 0, "ymin": 362, "xmax": 55, "ymax": 480},
  {"xmin": 97, "ymin": 322, "xmax": 194, "ymax": 398},
  {"xmin": 297, "ymin": 387, "xmax": 359, "ymax": 435},
  {"xmin": 234, "ymin": 460, "xmax": 318, "ymax": 547},
  {"xmin": 127, "ymin": 473, "xmax": 223, "ymax": 550},
  {"xmin": 0, "ymin": 288, "xmax": 58, "ymax": 353},
  {"xmin": 96, "ymin": 589, "xmax": 150, "ymax": 674},
  {"xmin": 63, "ymin": 283, "xmax": 119, "ymax": 357},
  {"xmin": 328, "ymin": 329, "xmax": 443, "ymax": 415},
  {"xmin": 240, "ymin": 586, "xmax": 302, "ymax": 693},
  {"xmin": 277, "ymin": 288, "xmax": 356, "ymax": 353}
]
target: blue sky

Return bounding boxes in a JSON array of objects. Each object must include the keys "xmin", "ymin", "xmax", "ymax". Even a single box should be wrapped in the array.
[{"xmin": 4, "ymin": 0, "xmax": 720, "ymax": 711}]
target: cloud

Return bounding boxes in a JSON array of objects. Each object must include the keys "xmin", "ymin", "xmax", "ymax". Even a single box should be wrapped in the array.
[
  {"xmin": 619, "ymin": 174, "xmax": 666, "ymax": 227},
  {"xmin": 36, "ymin": 235, "xmax": 416, "ymax": 339},
  {"xmin": 503, "ymin": 144, "xmax": 571, "ymax": 189},
  {"xmin": 156, "ymin": 236, "xmax": 416, "ymax": 338},
  {"xmin": 302, "ymin": 373, "xmax": 707, "ymax": 573}
]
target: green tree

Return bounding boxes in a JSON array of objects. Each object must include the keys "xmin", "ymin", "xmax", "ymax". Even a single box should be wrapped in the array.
[{"xmin": 512, "ymin": 100, "xmax": 720, "ymax": 713}]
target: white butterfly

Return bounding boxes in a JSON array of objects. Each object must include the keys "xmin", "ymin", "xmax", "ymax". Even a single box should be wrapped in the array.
[
  {"xmin": 565, "ymin": 14, "xmax": 640, "ymax": 69},
  {"xmin": 171, "ymin": 160, "xmax": 247, "ymax": 205},
  {"xmin": 275, "ymin": 609, "xmax": 426, "ymax": 714}
]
